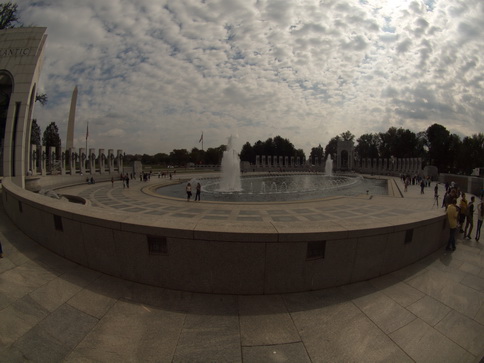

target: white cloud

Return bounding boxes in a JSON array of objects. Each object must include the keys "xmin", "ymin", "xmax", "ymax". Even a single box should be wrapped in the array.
[{"xmin": 18, "ymin": 0, "xmax": 484, "ymax": 156}]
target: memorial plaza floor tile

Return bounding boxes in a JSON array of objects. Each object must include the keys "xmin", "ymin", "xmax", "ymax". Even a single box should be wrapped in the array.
[
  {"xmin": 242, "ymin": 342, "xmax": 311, "ymax": 363},
  {"xmin": 389, "ymin": 318, "xmax": 476, "ymax": 362},
  {"xmin": 239, "ymin": 295, "xmax": 300, "ymax": 346},
  {"xmin": 406, "ymin": 295, "xmax": 452, "ymax": 327},
  {"xmin": 434, "ymin": 309, "xmax": 484, "ymax": 357},
  {"xmin": 352, "ymin": 291, "xmax": 417, "ymax": 334}
]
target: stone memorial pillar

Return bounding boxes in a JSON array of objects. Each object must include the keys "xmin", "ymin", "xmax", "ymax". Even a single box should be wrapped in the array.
[
  {"xmin": 284, "ymin": 156, "xmax": 288, "ymax": 167},
  {"xmin": 79, "ymin": 148, "xmax": 86, "ymax": 175},
  {"xmin": 40, "ymin": 146, "xmax": 47, "ymax": 176},
  {"xmin": 88, "ymin": 148, "xmax": 96, "ymax": 174},
  {"xmin": 47, "ymin": 147, "xmax": 54, "ymax": 174},
  {"xmin": 59, "ymin": 147, "xmax": 66, "ymax": 175},
  {"xmin": 99, "ymin": 149, "xmax": 105, "ymax": 174},
  {"xmin": 117, "ymin": 150, "xmax": 124, "ymax": 172},
  {"xmin": 68, "ymin": 148, "xmax": 75, "ymax": 174},
  {"xmin": 108, "ymin": 149, "xmax": 114, "ymax": 173},
  {"xmin": 29, "ymin": 144, "xmax": 37, "ymax": 176}
]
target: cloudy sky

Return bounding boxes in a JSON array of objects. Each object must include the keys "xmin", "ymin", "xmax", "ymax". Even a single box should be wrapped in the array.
[{"xmin": 19, "ymin": 0, "xmax": 484, "ymax": 155}]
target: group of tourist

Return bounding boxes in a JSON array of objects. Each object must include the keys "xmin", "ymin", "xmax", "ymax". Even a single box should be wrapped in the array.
[
  {"xmin": 445, "ymin": 185, "xmax": 483, "ymax": 251},
  {"xmin": 402, "ymin": 174, "xmax": 432, "ymax": 193}
]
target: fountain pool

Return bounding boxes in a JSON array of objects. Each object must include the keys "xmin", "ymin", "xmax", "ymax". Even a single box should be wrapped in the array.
[{"xmin": 156, "ymin": 173, "xmax": 387, "ymax": 202}]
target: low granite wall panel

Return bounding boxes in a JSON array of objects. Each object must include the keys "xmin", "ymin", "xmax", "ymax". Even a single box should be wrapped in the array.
[{"xmin": 351, "ymin": 234, "xmax": 389, "ymax": 282}]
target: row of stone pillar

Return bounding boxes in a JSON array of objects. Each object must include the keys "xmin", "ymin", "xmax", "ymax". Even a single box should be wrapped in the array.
[
  {"xmin": 255, "ymin": 155, "xmax": 306, "ymax": 167},
  {"xmin": 29, "ymin": 145, "xmax": 123, "ymax": 176},
  {"xmin": 353, "ymin": 157, "xmax": 422, "ymax": 174},
  {"xmin": 253, "ymin": 154, "xmax": 422, "ymax": 175}
]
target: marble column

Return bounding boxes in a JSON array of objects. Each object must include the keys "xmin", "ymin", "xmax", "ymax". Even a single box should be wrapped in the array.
[
  {"xmin": 68, "ymin": 148, "xmax": 76, "ymax": 175},
  {"xmin": 99, "ymin": 149, "xmax": 105, "ymax": 174},
  {"xmin": 60, "ymin": 147, "xmax": 66, "ymax": 175},
  {"xmin": 108, "ymin": 149, "xmax": 114, "ymax": 174},
  {"xmin": 79, "ymin": 148, "xmax": 86, "ymax": 175},
  {"xmin": 117, "ymin": 150, "xmax": 124, "ymax": 172}
]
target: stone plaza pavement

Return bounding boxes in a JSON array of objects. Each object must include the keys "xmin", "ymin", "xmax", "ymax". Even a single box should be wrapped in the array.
[{"xmin": 0, "ymin": 176, "xmax": 483, "ymax": 362}]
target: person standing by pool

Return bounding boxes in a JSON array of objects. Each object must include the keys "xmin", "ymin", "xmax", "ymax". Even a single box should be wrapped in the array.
[
  {"xmin": 464, "ymin": 196, "xmax": 475, "ymax": 239},
  {"xmin": 476, "ymin": 199, "xmax": 483, "ymax": 241},
  {"xmin": 446, "ymin": 198, "xmax": 459, "ymax": 251},
  {"xmin": 186, "ymin": 183, "xmax": 192, "ymax": 201},
  {"xmin": 195, "ymin": 182, "xmax": 201, "ymax": 201}
]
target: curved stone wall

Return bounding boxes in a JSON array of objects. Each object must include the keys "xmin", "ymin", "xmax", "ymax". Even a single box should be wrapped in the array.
[{"xmin": 2, "ymin": 177, "xmax": 447, "ymax": 294}]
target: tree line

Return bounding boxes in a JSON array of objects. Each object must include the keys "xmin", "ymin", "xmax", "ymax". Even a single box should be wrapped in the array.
[{"xmin": 31, "ymin": 120, "xmax": 483, "ymax": 175}]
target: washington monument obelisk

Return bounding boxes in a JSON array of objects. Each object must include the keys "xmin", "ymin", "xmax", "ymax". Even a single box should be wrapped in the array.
[{"xmin": 66, "ymin": 85, "xmax": 78, "ymax": 149}]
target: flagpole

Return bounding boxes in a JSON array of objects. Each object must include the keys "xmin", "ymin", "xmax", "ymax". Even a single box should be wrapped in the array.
[{"xmin": 199, "ymin": 131, "xmax": 204, "ymax": 151}]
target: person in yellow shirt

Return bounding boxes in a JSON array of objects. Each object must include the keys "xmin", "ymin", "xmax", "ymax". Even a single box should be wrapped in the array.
[{"xmin": 446, "ymin": 198, "xmax": 459, "ymax": 251}]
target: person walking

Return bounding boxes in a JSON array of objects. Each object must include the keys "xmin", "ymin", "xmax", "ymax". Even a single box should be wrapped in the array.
[
  {"xmin": 464, "ymin": 196, "xmax": 475, "ymax": 239},
  {"xmin": 446, "ymin": 198, "xmax": 459, "ymax": 251},
  {"xmin": 186, "ymin": 183, "xmax": 192, "ymax": 201},
  {"xmin": 195, "ymin": 182, "xmax": 201, "ymax": 201},
  {"xmin": 476, "ymin": 200, "xmax": 483, "ymax": 241}
]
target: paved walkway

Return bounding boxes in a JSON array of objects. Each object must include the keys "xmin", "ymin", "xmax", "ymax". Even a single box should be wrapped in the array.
[{"xmin": 0, "ymin": 178, "xmax": 484, "ymax": 362}]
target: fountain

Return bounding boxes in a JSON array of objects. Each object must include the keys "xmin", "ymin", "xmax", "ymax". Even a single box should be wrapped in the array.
[
  {"xmin": 219, "ymin": 135, "xmax": 242, "ymax": 192},
  {"xmin": 325, "ymin": 155, "xmax": 333, "ymax": 176}
]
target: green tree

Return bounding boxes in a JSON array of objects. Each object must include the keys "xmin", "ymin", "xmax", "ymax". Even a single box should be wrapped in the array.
[
  {"xmin": 205, "ymin": 145, "xmax": 226, "ymax": 165},
  {"xmin": 30, "ymin": 119, "xmax": 41, "ymax": 146},
  {"xmin": 355, "ymin": 133, "xmax": 379, "ymax": 159},
  {"xmin": 446, "ymin": 134, "xmax": 462, "ymax": 173},
  {"xmin": 153, "ymin": 152, "xmax": 169, "ymax": 165},
  {"xmin": 0, "ymin": 2, "xmax": 21, "ymax": 29},
  {"xmin": 240, "ymin": 142, "xmax": 255, "ymax": 163},
  {"xmin": 169, "ymin": 149, "xmax": 189, "ymax": 166},
  {"xmin": 340, "ymin": 130, "xmax": 355, "ymax": 142},
  {"xmin": 426, "ymin": 123, "xmax": 451, "ymax": 172},
  {"xmin": 189, "ymin": 147, "xmax": 206, "ymax": 165},
  {"xmin": 295, "ymin": 148, "xmax": 306, "ymax": 161},
  {"xmin": 252, "ymin": 140, "xmax": 265, "ymax": 157},
  {"xmin": 378, "ymin": 127, "xmax": 420, "ymax": 158},
  {"xmin": 42, "ymin": 122, "xmax": 61, "ymax": 149},
  {"xmin": 273, "ymin": 136, "xmax": 295, "ymax": 156},
  {"xmin": 324, "ymin": 135, "xmax": 341, "ymax": 160},
  {"xmin": 141, "ymin": 153, "xmax": 153, "ymax": 165},
  {"xmin": 309, "ymin": 144, "xmax": 324, "ymax": 164}
]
